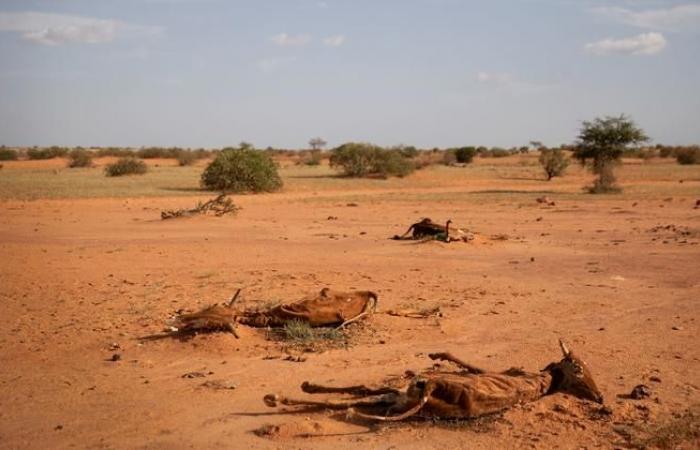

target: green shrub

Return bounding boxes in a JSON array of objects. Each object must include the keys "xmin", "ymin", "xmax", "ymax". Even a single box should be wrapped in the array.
[
  {"xmin": 67, "ymin": 149, "xmax": 93, "ymax": 168},
  {"xmin": 27, "ymin": 146, "xmax": 69, "ymax": 160},
  {"xmin": 200, "ymin": 146, "xmax": 282, "ymax": 192},
  {"xmin": 538, "ymin": 149, "xmax": 569, "ymax": 180},
  {"xmin": 454, "ymin": 147, "xmax": 477, "ymax": 164},
  {"xmin": 675, "ymin": 147, "xmax": 700, "ymax": 165},
  {"xmin": 329, "ymin": 142, "xmax": 415, "ymax": 178},
  {"xmin": 176, "ymin": 150, "xmax": 198, "ymax": 166},
  {"xmin": 104, "ymin": 157, "xmax": 148, "ymax": 177},
  {"xmin": 0, "ymin": 147, "xmax": 18, "ymax": 161}
]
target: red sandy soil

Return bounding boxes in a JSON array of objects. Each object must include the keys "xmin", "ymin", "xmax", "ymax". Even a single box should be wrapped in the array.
[{"xmin": 1, "ymin": 181, "xmax": 699, "ymax": 448}]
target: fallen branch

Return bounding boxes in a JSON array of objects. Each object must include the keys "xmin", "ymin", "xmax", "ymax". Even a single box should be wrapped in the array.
[{"xmin": 161, "ymin": 194, "xmax": 238, "ymax": 220}]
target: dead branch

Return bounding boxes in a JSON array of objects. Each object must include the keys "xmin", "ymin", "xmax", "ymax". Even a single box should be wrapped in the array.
[{"xmin": 161, "ymin": 194, "xmax": 238, "ymax": 219}]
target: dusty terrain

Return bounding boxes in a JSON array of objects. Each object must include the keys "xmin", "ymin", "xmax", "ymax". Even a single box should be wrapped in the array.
[{"xmin": 1, "ymin": 156, "xmax": 699, "ymax": 449}]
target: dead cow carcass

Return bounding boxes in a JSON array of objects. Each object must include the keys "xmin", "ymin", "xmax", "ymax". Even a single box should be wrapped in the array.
[
  {"xmin": 171, "ymin": 288, "xmax": 378, "ymax": 338},
  {"xmin": 263, "ymin": 340, "xmax": 603, "ymax": 421},
  {"xmin": 392, "ymin": 218, "xmax": 472, "ymax": 242}
]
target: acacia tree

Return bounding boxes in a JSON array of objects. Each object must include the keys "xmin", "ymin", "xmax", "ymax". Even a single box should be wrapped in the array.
[
  {"xmin": 574, "ymin": 115, "xmax": 648, "ymax": 193},
  {"xmin": 309, "ymin": 137, "xmax": 327, "ymax": 151}
]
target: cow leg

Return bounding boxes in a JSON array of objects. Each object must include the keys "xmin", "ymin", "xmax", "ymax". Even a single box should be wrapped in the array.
[
  {"xmin": 263, "ymin": 393, "xmax": 398, "ymax": 410},
  {"xmin": 301, "ymin": 381, "xmax": 399, "ymax": 396}
]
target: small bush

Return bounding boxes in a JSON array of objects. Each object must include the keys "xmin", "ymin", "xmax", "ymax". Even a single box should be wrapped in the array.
[
  {"xmin": 538, "ymin": 149, "xmax": 569, "ymax": 180},
  {"xmin": 176, "ymin": 150, "xmax": 198, "ymax": 166},
  {"xmin": 104, "ymin": 157, "xmax": 148, "ymax": 177},
  {"xmin": 454, "ymin": 147, "xmax": 477, "ymax": 164},
  {"xmin": 675, "ymin": 147, "xmax": 700, "ymax": 165},
  {"xmin": 27, "ymin": 146, "xmax": 69, "ymax": 160},
  {"xmin": 67, "ymin": 149, "xmax": 93, "ymax": 168},
  {"xmin": 201, "ymin": 146, "xmax": 282, "ymax": 192},
  {"xmin": 0, "ymin": 147, "xmax": 18, "ymax": 161},
  {"xmin": 330, "ymin": 142, "xmax": 415, "ymax": 178}
]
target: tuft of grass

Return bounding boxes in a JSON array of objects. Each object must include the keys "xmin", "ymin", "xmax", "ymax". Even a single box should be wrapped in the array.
[{"xmin": 281, "ymin": 320, "xmax": 344, "ymax": 343}]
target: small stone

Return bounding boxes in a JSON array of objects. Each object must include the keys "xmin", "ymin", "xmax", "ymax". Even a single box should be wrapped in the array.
[
  {"xmin": 671, "ymin": 326, "xmax": 683, "ymax": 331},
  {"xmin": 110, "ymin": 353, "xmax": 121, "ymax": 362},
  {"xmin": 629, "ymin": 384, "xmax": 651, "ymax": 399},
  {"xmin": 649, "ymin": 376, "xmax": 661, "ymax": 383}
]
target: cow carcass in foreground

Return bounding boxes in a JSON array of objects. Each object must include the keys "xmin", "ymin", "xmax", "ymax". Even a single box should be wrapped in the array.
[{"xmin": 263, "ymin": 340, "xmax": 603, "ymax": 421}]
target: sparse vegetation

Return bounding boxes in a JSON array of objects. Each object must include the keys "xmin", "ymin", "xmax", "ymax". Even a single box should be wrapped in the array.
[
  {"xmin": 136, "ymin": 147, "xmax": 182, "ymax": 159},
  {"xmin": 27, "ymin": 146, "xmax": 69, "ymax": 160},
  {"xmin": 330, "ymin": 142, "xmax": 415, "ymax": 178},
  {"xmin": 0, "ymin": 147, "xmax": 18, "ymax": 161},
  {"xmin": 538, "ymin": 148, "xmax": 569, "ymax": 180},
  {"xmin": 675, "ymin": 146, "xmax": 700, "ymax": 165},
  {"xmin": 300, "ymin": 149, "xmax": 322, "ymax": 166},
  {"xmin": 104, "ymin": 157, "xmax": 148, "ymax": 177},
  {"xmin": 200, "ymin": 146, "xmax": 282, "ymax": 192},
  {"xmin": 280, "ymin": 320, "xmax": 344, "ymax": 344},
  {"xmin": 574, "ymin": 115, "xmax": 648, "ymax": 193},
  {"xmin": 176, "ymin": 150, "xmax": 198, "ymax": 166},
  {"xmin": 95, "ymin": 147, "xmax": 136, "ymax": 158},
  {"xmin": 67, "ymin": 149, "xmax": 93, "ymax": 168}
]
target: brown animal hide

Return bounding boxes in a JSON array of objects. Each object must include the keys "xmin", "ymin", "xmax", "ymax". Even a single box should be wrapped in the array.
[
  {"xmin": 167, "ymin": 288, "xmax": 378, "ymax": 338},
  {"xmin": 263, "ymin": 341, "xmax": 604, "ymax": 421},
  {"xmin": 239, "ymin": 288, "xmax": 377, "ymax": 328},
  {"xmin": 174, "ymin": 304, "xmax": 238, "ymax": 337}
]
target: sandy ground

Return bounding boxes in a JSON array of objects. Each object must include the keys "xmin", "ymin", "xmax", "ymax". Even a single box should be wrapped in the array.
[{"xmin": 1, "ymin": 165, "xmax": 699, "ymax": 449}]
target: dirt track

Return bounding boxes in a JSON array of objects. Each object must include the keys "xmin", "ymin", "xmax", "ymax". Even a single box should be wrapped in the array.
[{"xmin": 1, "ymin": 168, "xmax": 700, "ymax": 448}]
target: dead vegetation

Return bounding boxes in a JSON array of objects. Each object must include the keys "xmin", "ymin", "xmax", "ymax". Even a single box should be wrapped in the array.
[{"xmin": 161, "ymin": 194, "xmax": 238, "ymax": 219}]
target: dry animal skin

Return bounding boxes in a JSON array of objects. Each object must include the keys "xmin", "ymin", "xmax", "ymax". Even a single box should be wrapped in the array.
[
  {"xmin": 263, "ymin": 340, "xmax": 603, "ymax": 421},
  {"xmin": 155, "ymin": 288, "xmax": 378, "ymax": 339}
]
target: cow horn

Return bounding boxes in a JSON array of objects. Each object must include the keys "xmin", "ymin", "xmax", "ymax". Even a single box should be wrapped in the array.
[{"xmin": 559, "ymin": 339, "xmax": 571, "ymax": 357}]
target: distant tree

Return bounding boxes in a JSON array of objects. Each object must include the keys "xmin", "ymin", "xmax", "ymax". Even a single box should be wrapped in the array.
[
  {"xmin": 538, "ymin": 149, "xmax": 569, "ymax": 180},
  {"xmin": 530, "ymin": 140, "xmax": 543, "ymax": 149},
  {"xmin": 574, "ymin": 115, "xmax": 648, "ymax": 193},
  {"xmin": 309, "ymin": 137, "xmax": 327, "ymax": 151}
]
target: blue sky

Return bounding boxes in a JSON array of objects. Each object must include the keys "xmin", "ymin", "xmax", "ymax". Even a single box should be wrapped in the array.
[{"xmin": 0, "ymin": 0, "xmax": 698, "ymax": 148}]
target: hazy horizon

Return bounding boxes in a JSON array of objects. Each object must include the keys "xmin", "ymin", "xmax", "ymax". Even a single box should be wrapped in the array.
[{"xmin": 1, "ymin": 0, "xmax": 699, "ymax": 148}]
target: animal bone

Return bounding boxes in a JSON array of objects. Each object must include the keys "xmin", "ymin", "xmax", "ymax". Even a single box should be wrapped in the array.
[{"xmin": 263, "ymin": 340, "xmax": 604, "ymax": 421}]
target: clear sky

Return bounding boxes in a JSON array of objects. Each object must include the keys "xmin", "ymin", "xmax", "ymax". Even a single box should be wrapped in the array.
[{"xmin": 0, "ymin": 0, "xmax": 698, "ymax": 148}]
